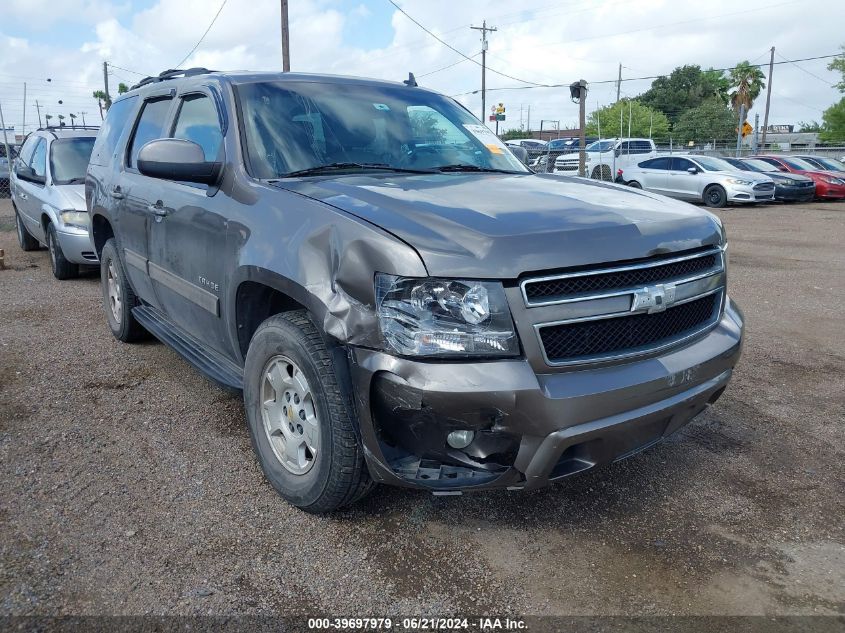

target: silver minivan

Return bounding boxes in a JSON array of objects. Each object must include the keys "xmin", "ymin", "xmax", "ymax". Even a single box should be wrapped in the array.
[
  {"xmin": 621, "ymin": 154, "xmax": 775, "ymax": 208},
  {"xmin": 11, "ymin": 127, "xmax": 99, "ymax": 278}
]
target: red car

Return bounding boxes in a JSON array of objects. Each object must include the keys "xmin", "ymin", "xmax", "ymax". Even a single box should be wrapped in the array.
[{"xmin": 750, "ymin": 155, "xmax": 845, "ymax": 200}]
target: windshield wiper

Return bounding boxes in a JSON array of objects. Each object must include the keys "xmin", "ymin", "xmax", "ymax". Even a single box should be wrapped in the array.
[
  {"xmin": 434, "ymin": 164, "xmax": 519, "ymax": 174},
  {"xmin": 280, "ymin": 162, "xmax": 431, "ymax": 178}
]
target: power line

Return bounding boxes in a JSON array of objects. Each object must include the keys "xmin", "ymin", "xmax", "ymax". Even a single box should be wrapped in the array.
[
  {"xmin": 174, "ymin": 0, "xmax": 228, "ymax": 68},
  {"xmin": 107, "ymin": 64, "xmax": 147, "ymax": 77},
  {"xmin": 450, "ymin": 54, "xmax": 843, "ymax": 96},
  {"xmin": 417, "ymin": 53, "xmax": 480, "ymax": 79},
  {"xmin": 386, "ymin": 0, "xmax": 551, "ymax": 87},
  {"xmin": 775, "ymin": 51, "xmax": 835, "ymax": 86}
]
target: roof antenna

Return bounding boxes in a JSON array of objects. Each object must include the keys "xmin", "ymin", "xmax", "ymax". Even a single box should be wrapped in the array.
[{"xmin": 403, "ymin": 72, "xmax": 418, "ymax": 87}]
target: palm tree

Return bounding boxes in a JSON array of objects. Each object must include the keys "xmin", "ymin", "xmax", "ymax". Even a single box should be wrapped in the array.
[
  {"xmin": 57, "ymin": 114, "xmax": 66, "ymax": 127},
  {"xmin": 92, "ymin": 90, "xmax": 110, "ymax": 119},
  {"xmin": 729, "ymin": 61, "xmax": 766, "ymax": 115},
  {"xmin": 69, "ymin": 113, "xmax": 77, "ymax": 127},
  {"xmin": 45, "ymin": 114, "xmax": 53, "ymax": 127},
  {"xmin": 118, "ymin": 83, "xmax": 129, "ymax": 95}
]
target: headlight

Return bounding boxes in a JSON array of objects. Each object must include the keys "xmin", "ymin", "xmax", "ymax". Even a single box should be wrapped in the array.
[
  {"xmin": 782, "ymin": 179, "xmax": 796, "ymax": 186},
  {"xmin": 59, "ymin": 210, "xmax": 90, "ymax": 230},
  {"xmin": 822, "ymin": 176, "xmax": 845, "ymax": 185},
  {"xmin": 726, "ymin": 178, "xmax": 752, "ymax": 185},
  {"xmin": 375, "ymin": 274, "xmax": 518, "ymax": 357}
]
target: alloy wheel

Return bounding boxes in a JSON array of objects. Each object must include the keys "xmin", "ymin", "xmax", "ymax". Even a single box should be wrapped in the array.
[{"xmin": 106, "ymin": 261, "xmax": 122, "ymax": 324}]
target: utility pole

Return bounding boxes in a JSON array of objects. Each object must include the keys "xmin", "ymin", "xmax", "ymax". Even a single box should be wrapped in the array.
[
  {"xmin": 571, "ymin": 79, "xmax": 587, "ymax": 177},
  {"xmin": 102, "ymin": 61, "xmax": 111, "ymax": 110},
  {"xmin": 761, "ymin": 46, "xmax": 775, "ymax": 150},
  {"xmin": 616, "ymin": 63, "xmax": 622, "ymax": 103},
  {"xmin": 736, "ymin": 103, "xmax": 746, "ymax": 158},
  {"xmin": 0, "ymin": 101, "xmax": 12, "ymax": 179},
  {"xmin": 35, "ymin": 100, "xmax": 42, "ymax": 128},
  {"xmin": 471, "ymin": 20, "xmax": 497, "ymax": 123},
  {"xmin": 527, "ymin": 105, "xmax": 530, "ymax": 135},
  {"xmin": 22, "ymin": 83, "xmax": 26, "ymax": 139},
  {"xmin": 281, "ymin": 0, "xmax": 290, "ymax": 71},
  {"xmin": 80, "ymin": 112, "xmax": 87, "ymax": 126},
  {"xmin": 752, "ymin": 113, "xmax": 760, "ymax": 154}
]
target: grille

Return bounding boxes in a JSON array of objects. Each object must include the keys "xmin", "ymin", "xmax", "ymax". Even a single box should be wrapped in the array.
[
  {"xmin": 524, "ymin": 250, "xmax": 719, "ymax": 303},
  {"xmin": 539, "ymin": 293, "xmax": 719, "ymax": 363},
  {"xmin": 753, "ymin": 182, "xmax": 775, "ymax": 191},
  {"xmin": 798, "ymin": 181, "xmax": 815, "ymax": 188}
]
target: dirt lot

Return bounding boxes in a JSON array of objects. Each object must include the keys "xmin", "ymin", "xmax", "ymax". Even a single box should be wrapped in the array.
[{"xmin": 0, "ymin": 197, "xmax": 843, "ymax": 618}]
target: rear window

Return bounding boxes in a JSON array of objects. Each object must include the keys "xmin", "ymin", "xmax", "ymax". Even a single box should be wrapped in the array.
[
  {"xmin": 90, "ymin": 96, "xmax": 137, "ymax": 166},
  {"xmin": 50, "ymin": 137, "xmax": 96, "ymax": 184}
]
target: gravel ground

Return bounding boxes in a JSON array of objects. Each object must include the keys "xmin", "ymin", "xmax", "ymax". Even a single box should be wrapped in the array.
[{"xmin": 0, "ymin": 197, "xmax": 843, "ymax": 618}]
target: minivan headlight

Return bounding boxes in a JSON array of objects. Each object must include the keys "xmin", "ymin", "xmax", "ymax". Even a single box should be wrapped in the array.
[
  {"xmin": 60, "ymin": 210, "xmax": 90, "ymax": 230},
  {"xmin": 375, "ymin": 274, "xmax": 518, "ymax": 357}
]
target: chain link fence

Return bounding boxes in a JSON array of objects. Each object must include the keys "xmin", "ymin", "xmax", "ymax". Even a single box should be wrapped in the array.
[{"xmin": 0, "ymin": 143, "xmax": 15, "ymax": 199}]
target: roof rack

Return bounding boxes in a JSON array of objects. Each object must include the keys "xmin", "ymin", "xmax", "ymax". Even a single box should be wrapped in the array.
[
  {"xmin": 39, "ymin": 125, "xmax": 100, "ymax": 131},
  {"xmin": 130, "ymin": 68, "xmax": 217, "ymax": 91}
]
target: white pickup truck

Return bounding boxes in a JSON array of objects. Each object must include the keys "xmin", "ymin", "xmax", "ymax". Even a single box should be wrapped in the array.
[{"xmin": 554, "ymin": 138, "xmax": 656, "ymax": 180}]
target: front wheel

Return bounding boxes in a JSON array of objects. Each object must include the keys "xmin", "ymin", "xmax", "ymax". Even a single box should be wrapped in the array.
[
  {"xmin": 704, "ymin": 185, "xmax": 728, "ymax": 208},
  {"xmin": 46, "ymin": 223, "xmax": 79, "ymax": 280},
  {"xmin": 15, "ymin": 209, "xmax": 40, "ymax": 251},
  {"xmin": 628, "ymin": 181, "xmax": 643, "ymax": 189},
  {"xmin": 100, "ymin": 238, "xmax": 146, "ymax": 342},
  {"xmin": 244, "ymin": 311, "xmax": 373, "ymax": 513}
]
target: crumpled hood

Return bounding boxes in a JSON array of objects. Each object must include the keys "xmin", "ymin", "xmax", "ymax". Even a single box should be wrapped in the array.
[
  {"xmin": 279, "ymin": 173, "xmax": 723, "ymax": 278},
  {"xmin": 54, "ymin": 184, "xmax": 87, "ymax": 211}
]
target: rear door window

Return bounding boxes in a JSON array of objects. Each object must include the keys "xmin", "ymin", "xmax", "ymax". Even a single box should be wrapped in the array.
[
  {"xmin": 127, "ymin": 98, "xmax": 174, "ymax": 169},
  {"xmin": 90, "ymin": 95, "xmax": 138, "ymax": 166},
  {"xmin": 640, "ymin": 157, "xmax": 669, "ymax": 169},
  {"xmin": 670, "ymin": 157, "xmax": 695, "ymax": 172}
]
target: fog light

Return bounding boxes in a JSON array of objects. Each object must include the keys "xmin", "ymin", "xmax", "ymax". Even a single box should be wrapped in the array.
[{"xmin": 446, "ymin": 430, "xmax": 475, "ymax": 449}]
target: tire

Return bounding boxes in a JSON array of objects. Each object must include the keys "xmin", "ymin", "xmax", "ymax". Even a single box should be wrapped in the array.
[
  {"xmin": 628, "ymin": 181, "xmax": 643, "ymax": 189},
  {"xmin": 14, "ymin": 209, "xmax": 39, "ymax": 251},
  {"xmin": 244, "ymin": 310, "xmax": 374, "ymax": 513},
  {"xmin": 591, "ymin": 165, "xmax": 612, "ymax": 181},
  {"xmin": 100, "ymin": 238, "xmax": 146, "ymax": 342},
  {"xmin": 704, "ymin": 185, "xmax": 728, "ymax": 208},
  {"xmin": 46, "ymin": 222, "xmax": 79, "ymax": 280}
]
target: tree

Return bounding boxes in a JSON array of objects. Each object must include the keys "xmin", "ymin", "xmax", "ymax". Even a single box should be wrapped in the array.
[
  {"xmin": 500, "ymin": 129, "xmax": 528, "ymax": 141},
  {"xmin": 409, "ymin": 111, "xmax": 446, "ymax": 143},
  {"xmin": 45, "ymin": 114, "xmax": 53, "ymax": 126},
  {"xmin": 819, "ymin": 98, "xmax": 845, "ymax": 143},
  {"xmin": 797, "ymin": 120, "xmax": 821, "ymax": 132},
  {"xmin": 69, "ymin": 113, "xmax": 78, "ymax": 127},
  {"xmin": 638, "ymin": 65, "xmax": 730, "ymax": 123},
  {"xmin": 672, "ymin": 100, "xmax": 736, "ymax": 143},
  {"xmin": 828, "ymin": 45, "xmax": 845, "ymax": 93},
  {"xmin": 118, "ymin": 82, "xmax": 129, "ymax": 95},
  {"xmin": 93, "ymin": 90, "xmax": 109, "ymax": 119},
  {"xmin": 585, "ymin": 99, "xmax": 670, "ymax": 141},
  {"xmin": 728, "ymin": 61, "xmax": 766, "ymax": 115},
  {"xmin": 57, "ymin": 114, "xmax": 66, "ymax": 127}
]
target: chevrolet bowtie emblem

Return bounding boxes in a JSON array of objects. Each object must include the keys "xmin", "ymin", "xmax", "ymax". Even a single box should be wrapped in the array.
[{"xmin": 631, "ymin": 283, "xmax": 677, "ymax": 314}]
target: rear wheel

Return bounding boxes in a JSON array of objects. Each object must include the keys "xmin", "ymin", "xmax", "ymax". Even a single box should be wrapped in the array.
[
  {"xmin": 591, "ymin": 165, "xmax": 612, "ymax": 181},
  {"xmin": 15, "ymin": 209, "xmax": 39, "ymax": 251},
  {"xmin": 100, "ymin": 238, "xmax": 146, "ymax": 342},
  {"xmin": 628, "ymin": 181, "xmax": 643, "ymax": 189},
  {"xmin": 46, "ymin": 223, "xmax": 79, "ymax": 280},
  {"xmin": 244, "ymin": 310, "xmax": 374, "ymax": 513},
  {"xmin": 704, "ymin": 185, "xmax": 728, "ymax": 208}
]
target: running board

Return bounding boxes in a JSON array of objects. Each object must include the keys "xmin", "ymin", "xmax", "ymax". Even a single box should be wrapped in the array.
[{"xmin": 132, "ymin": 305, "xmax": 244, "ymax": 392}]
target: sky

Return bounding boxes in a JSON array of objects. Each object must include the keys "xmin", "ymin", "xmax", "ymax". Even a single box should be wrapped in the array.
[{"xmin": 0, "ymin": 0, "xmax": 843, "ymax": 138}]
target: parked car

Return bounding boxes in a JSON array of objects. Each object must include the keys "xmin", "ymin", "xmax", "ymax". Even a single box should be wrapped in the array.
[
  {"xmin": 87, "ymin": 68, "xmax": 743, "ymax": 512},
  {"xmin": 508, "ymin": 145, "xmax": 530, "ymax": 165},
  {"xmin": 531, "ymin": 137, "xmax": 597, "ymax": 173},
  {"xmin": 791, "ymin": 154, "xmax": 845, "ymax": 175},
  {"xmin": 11, "ymin": 127, "xmax": 100, "ymax": 278},
  {"xmin": 0, "ymin": 143, "xmax": 18, "ymax": 197},
  {"xmin": 505, "ymin": 138, "xmax": 546, "ymax": 150},
  {"xmin": 555, "ymin": 138, "xmax": 657, "ymax": 180},
  {"xmin": 620, "ymin": 154, "xmax": 775, "ymax": 208},
  {"xmin": 749, "ymin": 155, "xmax": 845, "ymax": 200},
  {"xmin": 721, "ymin": 157, "xmax": 815, "ymax": 202}
]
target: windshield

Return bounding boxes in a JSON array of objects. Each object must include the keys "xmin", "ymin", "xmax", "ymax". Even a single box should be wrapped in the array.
[
  {"xmin": 694, "ymin": 156, "xmax": 739, "ymax": 172},
  {"xmin": 741, "ymin": 158, "xmax": 777, "ymax": 172},
  {"xmin": 235, "ymin": 81, "xmax": 528, "ymax": 177},
  {"xmin": 780, "ymin": 156, "xmax": 816, "ymax": 171},
  {"xmin": 585, "ymin": 140, "xmax": 615, "ymax": 153},
  {"xmin": 50, "ymin": 137, "xmax": 96, "ymax": 184},
  {"xmin": 812, "ymin": 156, "xmax": 845, "ymax": 171}
]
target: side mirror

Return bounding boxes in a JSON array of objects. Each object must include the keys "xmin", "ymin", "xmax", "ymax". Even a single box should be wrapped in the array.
[
  {"xmin": 687, "ymin": 166, "xmax": 698, "ymax": 174},
  {"xmin": 778, "ymin": 166, "xmax": 789, "ymax": 172},
  {"xmin": 137, "ymin": 138, "xmax": 222, "ymax": 185},
  {"xmin": 16, "ymin": 164, "xmax": 45, "ymax": 185}
]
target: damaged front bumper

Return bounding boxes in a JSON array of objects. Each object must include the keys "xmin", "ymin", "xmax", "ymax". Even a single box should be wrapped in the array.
[{"xmin": 348, "ymin": 298, "xmax": 744, "ymax": 493}]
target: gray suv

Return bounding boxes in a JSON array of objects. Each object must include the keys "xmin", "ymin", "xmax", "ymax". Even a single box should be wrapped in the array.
[{"xmin": 87, "ymin": 69, "xmax": 744, "ymax": 513}]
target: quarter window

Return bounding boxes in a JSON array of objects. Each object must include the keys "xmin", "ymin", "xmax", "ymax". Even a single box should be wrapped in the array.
[
  {"xmin": 30, "ymin": 138, "xmax": 47, "ymax": 179},
  {"xmin": 172, "ymin": 94, "xmax": 223, "ymax": 161},
  {"xmin": 90, "ymin": 96, "xmax": 138, "ymax": 166},
  {"xmin": 16, "ymin": 135, "xmax": 40, "ymax": 167},
  {"xmin": 640, "ymin": 157, "xmax": 669, "ymax": 169},
  {"xmin": 128, "ymin": 98, "xmax": 173, "ymax": 168}
]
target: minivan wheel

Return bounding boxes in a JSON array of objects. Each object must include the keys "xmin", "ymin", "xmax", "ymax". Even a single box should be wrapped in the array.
[
  {"xmin": 15, "ymin": 210, "xmax": 39, "ymax": 251},
  {"xmin": 704, "ymin": 185, "xmax": 728, "ymax": 208},
  {"xmin": 100, "ymin": 238, "xmax": 146, "ymax": 342},
  {"xmin": 46, "ymin": 223, "xmax": 79, "ymax": 280},
  {"xmin": 244, "ymin": 310, "xmax": 374, "ymax": 513},
  {"xmin": 628, "ymin": 181, "xmax": 642, "ymax": 189}
]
